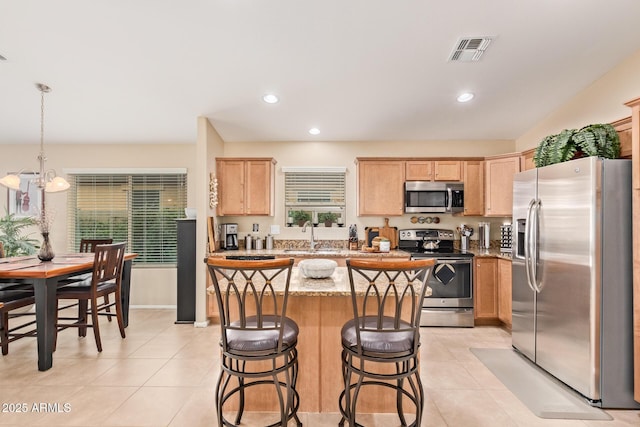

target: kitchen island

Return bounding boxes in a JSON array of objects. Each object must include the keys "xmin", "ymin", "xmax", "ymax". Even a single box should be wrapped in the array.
[{"xmin": 206, "ymin": 264, "xmax": 429, "ymax": 414}]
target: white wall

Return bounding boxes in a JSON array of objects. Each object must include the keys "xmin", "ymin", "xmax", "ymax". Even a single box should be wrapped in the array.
[
  {"xmin": 516, "ymin": 48, "xmax": 640, "ymax": 152},
  {"xmin": 0, "ymin": 143, "xmax": 197, "ymax": 307}
]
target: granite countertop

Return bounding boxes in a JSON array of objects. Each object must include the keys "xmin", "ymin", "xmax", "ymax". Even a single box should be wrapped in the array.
[
  {"xmin": 466, "ymin": 248, "xmax": 513, "ymax": 260},
  {"xmin": 208, "ymin": 249, "xmax": 410, "ymax": 259},
  {"xmin": 206, "ymin": 266, "xmax": 432, "ymax": 297},
  {"xmin": 207, "ymin": 247, "xmax": 513, "ymax": 261}
]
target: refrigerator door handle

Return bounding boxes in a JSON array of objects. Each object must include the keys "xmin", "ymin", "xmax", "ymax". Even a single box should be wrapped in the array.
[
  {"xmin": 532, "ymin": 199, "xmax": 543, "ymax": 291},
  {"xmin": 524, "ymin": 199, "xmax": 540, "ymax": 293}
]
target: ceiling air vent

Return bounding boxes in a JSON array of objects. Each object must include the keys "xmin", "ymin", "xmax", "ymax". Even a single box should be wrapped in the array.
[{"xmin": 449, "ymin": 37, "xmax": 494, "ymax": 62}]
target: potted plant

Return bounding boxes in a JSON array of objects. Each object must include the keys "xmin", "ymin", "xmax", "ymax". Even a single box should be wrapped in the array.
[
  {"xmin": 0, "ymin": 211, "xmax": 38, "ymax": 257},
  {"xmin": 533, "ymin": 123, "xmax": 620, "ymax": 167},
  {"xmin": 291, "ymin": 210, "xmax": 311, "ymax": 227},
  {"xmin": 318, "ymin": 212, "xmax": 338, "ymax": 227}
]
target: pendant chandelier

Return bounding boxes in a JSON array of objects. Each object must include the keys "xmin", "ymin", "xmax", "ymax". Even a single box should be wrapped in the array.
[{"xmin": 0, "ymin": 83, "xmax": 70, "ymax": 193}]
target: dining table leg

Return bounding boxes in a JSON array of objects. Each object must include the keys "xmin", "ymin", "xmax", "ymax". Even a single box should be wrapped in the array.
[{"xmin": 32, "ymin": 277, "xmax": 58, "ymax": 371}]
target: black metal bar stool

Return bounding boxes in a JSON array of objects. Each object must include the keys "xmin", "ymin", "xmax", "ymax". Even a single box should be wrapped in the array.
[
  {"xmin": 206, "ymin": 257, "xmax": 302, "ymax": 427},
  {"xmin": 339, "ymin": 258, "xmax": 435, "ymax": 427}
]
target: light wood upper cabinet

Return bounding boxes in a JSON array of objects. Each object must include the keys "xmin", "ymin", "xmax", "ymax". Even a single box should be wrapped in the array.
[
  {"xmin": 611, "ymin": 116, "xmax": 632, "ymax": 159},
  {"xmin": 520, "ymin": 149, "xmax": 536, "ymax": 171},
  {"xmin": 484, "ymin": 154, "xmax": 521, "ymax": 217},
  {"xmin": 356, "ymin": 159, "xmax": 405, "ymax": 216},
  {"xmin": 405, "ymin": 161, "xmax": 433, "ymax": 181},
  {"xmin": 434, "ymin": 160, "xmax": 462, "ymax": 181},
  {"xmin": 405, "ymin": 160, "xmax": 461, "ymax": 181},
  {"xmin": 460, "ymin": 160, "xmax": 484, "ymax": 216},
  {"xmin": 216, "ymin": 158, "xmax": 276, "ymax": 216},
  {"xmin": 474, "ymin": 257, "xmax": 498, "ymax": 320},
  {"xmin": 497, "ymin": 258, "xmax": 512, "ymax": 328}
]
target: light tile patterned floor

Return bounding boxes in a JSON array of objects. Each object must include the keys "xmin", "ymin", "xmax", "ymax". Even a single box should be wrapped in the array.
[{"xmin": 0, "ymin": 308, "xmax": 638, "ymax": 426}]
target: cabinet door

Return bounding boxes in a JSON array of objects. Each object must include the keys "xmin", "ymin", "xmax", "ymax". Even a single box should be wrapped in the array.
[
  {"xmin": 434, "ymin": 161, "xmax": 461, "ymax": 181},
  {"xmin": 498, "ymin": 258, "xmax": 512, "ymax": 327},
  {"xmin": 405, "ymin": 161, "xmax": 432, "ymax": 181},
  {"xmin": 357, "ymin": 160, "xmax": 405, "ymax": 216},
  {"xmin": 474, "ymin": 257, "xmax": 498, "ymax": 320},
  {"xmin": 461, "ymin": 160, "xmax": 484, "ymax": 215},
  {"xmin": 216, "ymin": 159, "xmax": 245, "ymax": 215},
  {"xmin": 520, "ymin": 150, "xmax": 536, "ymax": 171},
  {"xmin": 245, "ymin": 160, "xmax": 274, "ymax": 215},
  {"xmin": 485, "ymin": 156, "xmax": 521, "ymax": 216}
]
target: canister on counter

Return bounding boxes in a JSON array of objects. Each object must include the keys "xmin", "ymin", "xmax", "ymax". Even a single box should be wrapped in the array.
[
  {"xmin": 245, "ymin": 234, "xmax": 253, "ymax": 250},
  {"xmin": 266, "ymin": 234, "xmax": 274, "ymax": 250},
  {"xmin": 255, "ymin": 237, "xmax": 263, "ymax": 250}
]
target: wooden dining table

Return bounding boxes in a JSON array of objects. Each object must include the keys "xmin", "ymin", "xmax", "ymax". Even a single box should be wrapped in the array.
[{"xmin": 0, "ymin": 253, "xmax": 137, "ymax": 371}]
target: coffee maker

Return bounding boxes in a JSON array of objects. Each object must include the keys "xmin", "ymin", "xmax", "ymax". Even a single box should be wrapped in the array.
[{"xmin": 220, "ymin": 223, "xmax": 238, "ymax": 250}]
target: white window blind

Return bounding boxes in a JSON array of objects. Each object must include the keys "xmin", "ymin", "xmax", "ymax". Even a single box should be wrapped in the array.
[
  {"xmin": 284, "ymin": 168, "xmax": 346, "ymax": 226},
  {"xmin": 67, "ymin": 173, "xmax": 187, "ymax": 265}
]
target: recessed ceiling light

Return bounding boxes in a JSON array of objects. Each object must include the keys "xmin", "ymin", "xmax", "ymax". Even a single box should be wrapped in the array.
[
  {"xmin": 308, "ymin": 128, "xmax": 320, "ymax": 135},
  {"xmin": 457, "ymin": 92, "xmax": 474, "ymax": 103},
  {"xmin": 262, "ymin": 93, "xmax": 279, "ymax": 104}
]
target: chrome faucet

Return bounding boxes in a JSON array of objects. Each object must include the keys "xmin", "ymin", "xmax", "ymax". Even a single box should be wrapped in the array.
[{"xmin": 301, "ymin": 220, "xmax": 316, "ymax": 251}]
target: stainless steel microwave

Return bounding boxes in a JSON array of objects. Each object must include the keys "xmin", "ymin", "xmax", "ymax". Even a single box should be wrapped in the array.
[{"xmin": 404, "ymin": 182, "xmax": 464, "ymax": 213}]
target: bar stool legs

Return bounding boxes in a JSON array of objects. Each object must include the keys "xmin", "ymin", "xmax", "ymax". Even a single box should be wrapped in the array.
[{"xmin": 215, "ymin": 348, "xmax": 302, "ymax": 427}]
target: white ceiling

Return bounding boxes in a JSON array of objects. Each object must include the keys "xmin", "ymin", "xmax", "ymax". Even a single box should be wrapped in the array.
[{"xmin": 2, "ymin": 0, "xmax": 640, "ymax": 145}]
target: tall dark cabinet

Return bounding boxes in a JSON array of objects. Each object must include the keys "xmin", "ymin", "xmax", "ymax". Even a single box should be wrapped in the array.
[{"xmin": 176, "ymin": 219, "xmax": 196, "ymax": 323}]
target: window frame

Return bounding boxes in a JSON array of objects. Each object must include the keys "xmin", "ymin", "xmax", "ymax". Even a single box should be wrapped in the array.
[
  {"xmin": 282, "ymin": 167, "xmax": 346, "ymax": 227},
  {"xmin": 65, "ymin": 168, "xmax": 187, "ymax": 266}
]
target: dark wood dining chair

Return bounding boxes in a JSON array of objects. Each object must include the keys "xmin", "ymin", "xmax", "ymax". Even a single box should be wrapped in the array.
[
  {"xmin": 206, "ymin": 257, "xmax": 302, "ymax": 427},
  {"xmin": 339, "ymin": 258, "xmax": 435, "ymax": 427},
  {"xmin": 54, "ymin": 242, "xmax": 126, "ymax": 352},
  {"xmin": 1, "ymin": 289, "xmax": 37, "ymax": 355},
  {"xmin": 59, "ymin": 238, "xmax": 115, "ymax": 325},
  {"xmin": 0, "ymin": 240, "xmax": 38, "ymax": 355},
  {"xmin": 79, "ymin": 238, "xmax": 113, "ymax": 253}
]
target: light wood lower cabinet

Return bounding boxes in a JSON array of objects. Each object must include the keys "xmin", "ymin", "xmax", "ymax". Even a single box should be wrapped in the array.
[
  {"xmin": 497, "ymin": 258, "xmax": 512, "ymax": 328},
  {"xmin": 474, "ymin": 256, "xmax": 512, "ymax": 327},
  {"xmin": 474, "ymin": 257, "xmax": 498, "ymax": 322}
]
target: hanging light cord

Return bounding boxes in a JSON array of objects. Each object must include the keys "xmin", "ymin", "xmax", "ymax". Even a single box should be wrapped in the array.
[{"xmin": 36, "ymin": 83, "xmax": 51, "ymax": 189}]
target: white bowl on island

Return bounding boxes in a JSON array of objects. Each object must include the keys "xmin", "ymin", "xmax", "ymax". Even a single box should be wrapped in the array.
[{"xmin": 298, "ymin": 258, "xmax": 337, "ymax": 279}]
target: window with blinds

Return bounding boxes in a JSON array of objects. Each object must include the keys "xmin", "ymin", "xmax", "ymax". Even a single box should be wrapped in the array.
[
  {"xmin": 283, "ymin": 167, "xmax": 346, "ymax": 227},
  {"xmin": 67, "ymin": 172, "xmax": 187, "ymax": 265}
]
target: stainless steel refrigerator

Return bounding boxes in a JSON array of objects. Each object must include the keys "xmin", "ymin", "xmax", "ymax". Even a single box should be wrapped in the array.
[{"xmin": 512, "ymin": 156, "xmax": 639, "ymax": 408}]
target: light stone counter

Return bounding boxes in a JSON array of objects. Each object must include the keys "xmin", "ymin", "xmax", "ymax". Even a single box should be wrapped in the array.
[
  {"xmin": 206, "ymin": 266, "xmax": 431, "ymax": 297},
  {"xmin": 208, "ymin": 248, "xmax": 410, "ymax": 259}
]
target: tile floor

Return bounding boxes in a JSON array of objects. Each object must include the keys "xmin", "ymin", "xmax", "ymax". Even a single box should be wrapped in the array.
[{"xmin": 1, "ymin": 308, "xmax": 639, "ymax": 426}]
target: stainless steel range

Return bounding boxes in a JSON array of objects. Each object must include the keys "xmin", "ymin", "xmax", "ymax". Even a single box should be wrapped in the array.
[{"xmin": 399, "ymin": 228, "xmax": 474, "ymax": 327}]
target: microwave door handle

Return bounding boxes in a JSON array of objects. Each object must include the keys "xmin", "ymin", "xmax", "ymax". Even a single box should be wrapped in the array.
[{"xmin": 446, "ymin": 188, "xmax": 452, "ymax": 211}]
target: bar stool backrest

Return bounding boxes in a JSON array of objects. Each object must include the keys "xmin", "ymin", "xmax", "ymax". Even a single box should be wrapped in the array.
[
  {"xmin": 345, "ymin": 258, "xmax": 435, "ymax": 356},
  {"xmin": 206, "ymin": 258, "xmax": 294, "ymax": 355}
]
